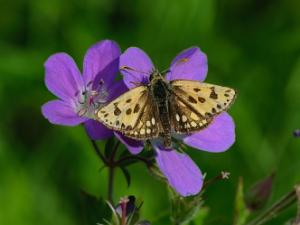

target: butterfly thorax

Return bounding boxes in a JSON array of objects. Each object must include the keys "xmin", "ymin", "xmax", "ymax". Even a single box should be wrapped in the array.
[{"xmin": 149, "ymin": 71, "xmax": 172, "ymax": 148}]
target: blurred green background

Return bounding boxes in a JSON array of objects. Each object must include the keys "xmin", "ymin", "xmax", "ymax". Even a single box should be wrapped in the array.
[{"xmin": 1, "ymin": 0, "xmax": 300, "ymax": 224}]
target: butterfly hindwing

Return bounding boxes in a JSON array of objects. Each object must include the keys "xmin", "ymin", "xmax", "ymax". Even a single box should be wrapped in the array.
[
  {"xmin": 95, "ymin": 85, "xmax": 162, "ymax": 140},
  {"xmin": 169, "ymin": 93, "xmax": 213, "ymax": 134},
  {"xmin": 170, "ymin": 79, "xmax": 236, "ymax": 133},
  {"xmin": 122, "ymin": 96, "xmax": 162, "ymax": 140}
]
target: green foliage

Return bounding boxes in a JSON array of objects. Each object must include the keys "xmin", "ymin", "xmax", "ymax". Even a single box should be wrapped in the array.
[
  {"xmin": 81, "ymin": 191, "xmax": 112, "ymax": 225},
  {"xmin": 169, "ymin": 187, "xmax": 204, "ymax": 225},
  {"xmin": 234, "ymin": 178, "xmax": 250, "ymax": 225}
]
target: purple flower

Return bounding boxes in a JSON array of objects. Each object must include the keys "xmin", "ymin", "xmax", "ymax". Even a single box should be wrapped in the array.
[
  {"xmin": 119, "ymin": 47, "xmax": 236, "ymax": 196},
  {"xmin": 41, "ymin": 40, "xmax": 144, "ymax": 153}
]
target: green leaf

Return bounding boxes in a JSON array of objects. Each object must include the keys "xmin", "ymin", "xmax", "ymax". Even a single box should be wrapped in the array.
[
  {"xmin": 118, "ymin": 158, "xmax": 140, "ymax": 168},
  {"xmin": 148, "ymin": 164, "xmax": 167, "ymax": 182},
  {"xmin": 169, "ymin": 187, "xmax": 204, "ymax": 225},
  {"xmin": 80, "ymin": 191, "xmax": 112, "ymax": 225},
  {"xmin": 120, "ymin": 167, "xmax": 131, "ymax": 187},
  {"xmin": 233, "ymin": 178, "xmax": 250, "ymax": 225},
  {"xmin": 192, "ymin": 207, "xmax": 209, "ymax": 225}
]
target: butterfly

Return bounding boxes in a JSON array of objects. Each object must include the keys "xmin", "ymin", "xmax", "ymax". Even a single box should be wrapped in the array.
[{"xmin": 95, "ymin": 69, "xmax": 236, "ymax": 148}]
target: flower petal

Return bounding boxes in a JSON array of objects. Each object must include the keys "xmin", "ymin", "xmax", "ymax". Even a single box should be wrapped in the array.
[
  {"xmin": 183, "ymin": 112, "xmax": 235, "ymax": 152},
  {"xmin": 107, "ymin": 80, "xmax": 128, "ymax": 102},
  {"xmin": 84, "ymin": 119, "xmax": 114, "ymax": 140},
  {"xmin": 44, "ymin": 53, "xmax": 83, "ymax": 101},
  {"xmin": 114, "ymin": 132, "xmax": 144, "ymax": 155},
  {"xmin": 41, "ymin": 100, "xmax": 87, "ymax": 126},
  {"xmin": 120, "ymin": 47, "xmax": 154, "ymax": 89},
  {"xmin": 83, "ymin": 40, "xmax": 121, "ymax": 88},
  {"xmin": 155, "ymin": 146, "xmax": 203, "ymax": 196},
  {"xmin": 166, "ymin": 47, "xmax": 208, "ymax": 82}
]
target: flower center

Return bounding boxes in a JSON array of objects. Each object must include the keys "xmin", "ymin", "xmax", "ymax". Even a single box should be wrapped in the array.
[{"xmin": 75, "ymin": 80, "xmax": 108, "ymax": 118}]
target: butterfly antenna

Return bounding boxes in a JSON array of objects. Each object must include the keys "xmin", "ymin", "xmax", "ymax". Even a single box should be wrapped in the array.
[
  {"xmin": 160, "ymin": 68, "xmax": 170, "ymax": 75},
  {"xmin": 120, "ymin": 66, "xmax": 150, "ymax": 75}
]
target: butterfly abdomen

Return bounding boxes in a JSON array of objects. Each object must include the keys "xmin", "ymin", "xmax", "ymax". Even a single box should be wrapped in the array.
[{"xmin": 151, "ymin": 79, "xmax": 172, "ymax": 148}]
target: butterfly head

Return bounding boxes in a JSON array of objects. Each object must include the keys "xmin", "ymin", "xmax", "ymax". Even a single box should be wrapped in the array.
[{"xmin": 149, "ymin": 69, "xmax": 166, "ymax": 85}]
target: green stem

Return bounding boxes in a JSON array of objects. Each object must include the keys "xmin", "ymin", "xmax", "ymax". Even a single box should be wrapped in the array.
[
  {"xmin": 107, "ymin": 140, "xmax": 121, "ymax": 204},
  {"xmin": 90, "ymin": 139, "xmax": 108, "ymax": 164},
  {"xmin": 108, "ymin": 166, "xmax": 114, "ymax": 204},
  {"xmin": 246, "ymin": 189, "xmax": 297, "ymax": 225}
]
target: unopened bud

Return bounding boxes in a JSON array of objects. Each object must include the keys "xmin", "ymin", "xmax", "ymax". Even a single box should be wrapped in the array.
[
  {"xmin": 294, "ymin": 129, "xmax": 300, "ymax": 137},
  {"xmin": 245, "ymin": 173, "xmax": 275, "ymax": 211}
]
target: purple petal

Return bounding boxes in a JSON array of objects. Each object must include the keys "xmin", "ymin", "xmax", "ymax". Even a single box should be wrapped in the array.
[
  {"xmin": 107, "ymin": 80, "xmax": 128, "ymax": 102},
  {"xmin": 120, "ymin": 47, "xmax": 154, "ymax": 89},
  {"xmin": 41, "ymin": 100, "xmax": 87, "ymax": 126},
  {"xmin": 183, "ymin": 112, "xmax": 235, "ymax": 152},
  {"xmin": 45, "ymin": 53, "xmax": 83, "ymax": 101},
  {"xmin": 83, "ymin": 40, "xmax": 121, "ymax": 88},
  {"xmin": 114, "ymin": 132, "xmax": 144, "ymax": 155},
  {"xmin": 166, "ymin": 47, "xmax": 208, "ymax": 82},
  {"xmin": 84, "ymin": 119, "xmax": 114, "ymax": 140},
  {"xmin": 155, "ymin": 146, "xmax": 203, "ymax": 196}
]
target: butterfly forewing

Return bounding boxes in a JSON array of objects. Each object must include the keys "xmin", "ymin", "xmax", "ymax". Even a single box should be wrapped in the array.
[
  {"xmin": 95, "ymin": 86, "xmax": 162, "ymax": 139},
  {"xmin": 170, "ymin": 80, "xmax": 236, "ymax": 133}
]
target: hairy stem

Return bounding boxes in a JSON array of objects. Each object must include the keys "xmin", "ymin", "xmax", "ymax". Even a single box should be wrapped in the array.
[
  {"xmin": 246, "ymin": 189, "xmax": 297, "ymax": 225},
  {"xmin": 108, "ymin": 166, "xmax": 114, "ymax": 204},
  {"xmin": 107, "ymin": 140, "xmax": 121, "ymax": 204}
]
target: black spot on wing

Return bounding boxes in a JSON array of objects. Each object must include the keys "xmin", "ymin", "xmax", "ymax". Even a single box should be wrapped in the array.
[
  {"xmin": 134, "ymin": 104, "xmax": 140, "ymax": 113},
  {"xmin": 198, "ymin": 97, "xmax": 206, "ymax": 103},
  {"xmin": 188, "ymin": 96, "xmax": 197, "ymax": 104},
  {"xmin": 126, "ymin": 108, "xmax": 132, "ymax": 115},
  {"xmin": 114, "ymin": 107, "xmax": 121, "ymax": 116}
]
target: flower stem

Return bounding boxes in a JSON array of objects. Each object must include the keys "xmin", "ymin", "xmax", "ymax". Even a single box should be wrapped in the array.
[
  {"xmin": 90, "ymin": 139, "xmax": 108, "ymax": 164},
  {"xmin": 246, "ymin": 188, "xmax": 297, "ymax": 225},
  {"xmin": 107, "ymin": 140, "xmax": 121, "ymax": 204},
  {"xmin": 108, "ymin": 166, "xmax": 114, "ymax": 204}
]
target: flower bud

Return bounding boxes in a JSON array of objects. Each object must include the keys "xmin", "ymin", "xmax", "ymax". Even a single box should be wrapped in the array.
[
  {"xmin": 244, "ymin": 173, "xmax": 275, "ymax": 211},
  {"xmin": 294, "ymin": 129, "xmax": 300, "ymax": 137}
]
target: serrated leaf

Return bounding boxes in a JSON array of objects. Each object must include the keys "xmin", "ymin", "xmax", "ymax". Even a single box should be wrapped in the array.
[
  {"xmin": 233, "ymin": 177, "xmax": 250, "ymax": 225},
  {"xmin": 105, "ymin": 137, "xmax": 115, "ymax": 158},
  {"xmin": 120, "ymin": 167, "xmax": 131, "ymax": 187},
  {"xmin": 81, "ymin": 191, "xmax": 112, "ymax": 225},
  {"xmin": 169, "ymin": 187, "xmax": 204, "ymax": 225}
]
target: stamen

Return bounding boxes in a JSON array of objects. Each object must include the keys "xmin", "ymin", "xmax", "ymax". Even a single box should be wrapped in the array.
[
  {"xmin": 87, "ymin": 80, "xmax": 93, "ymax": 87},
  {"xmin": 77, "ymin": 108, "xmax": 87, "ymax": 117}
]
